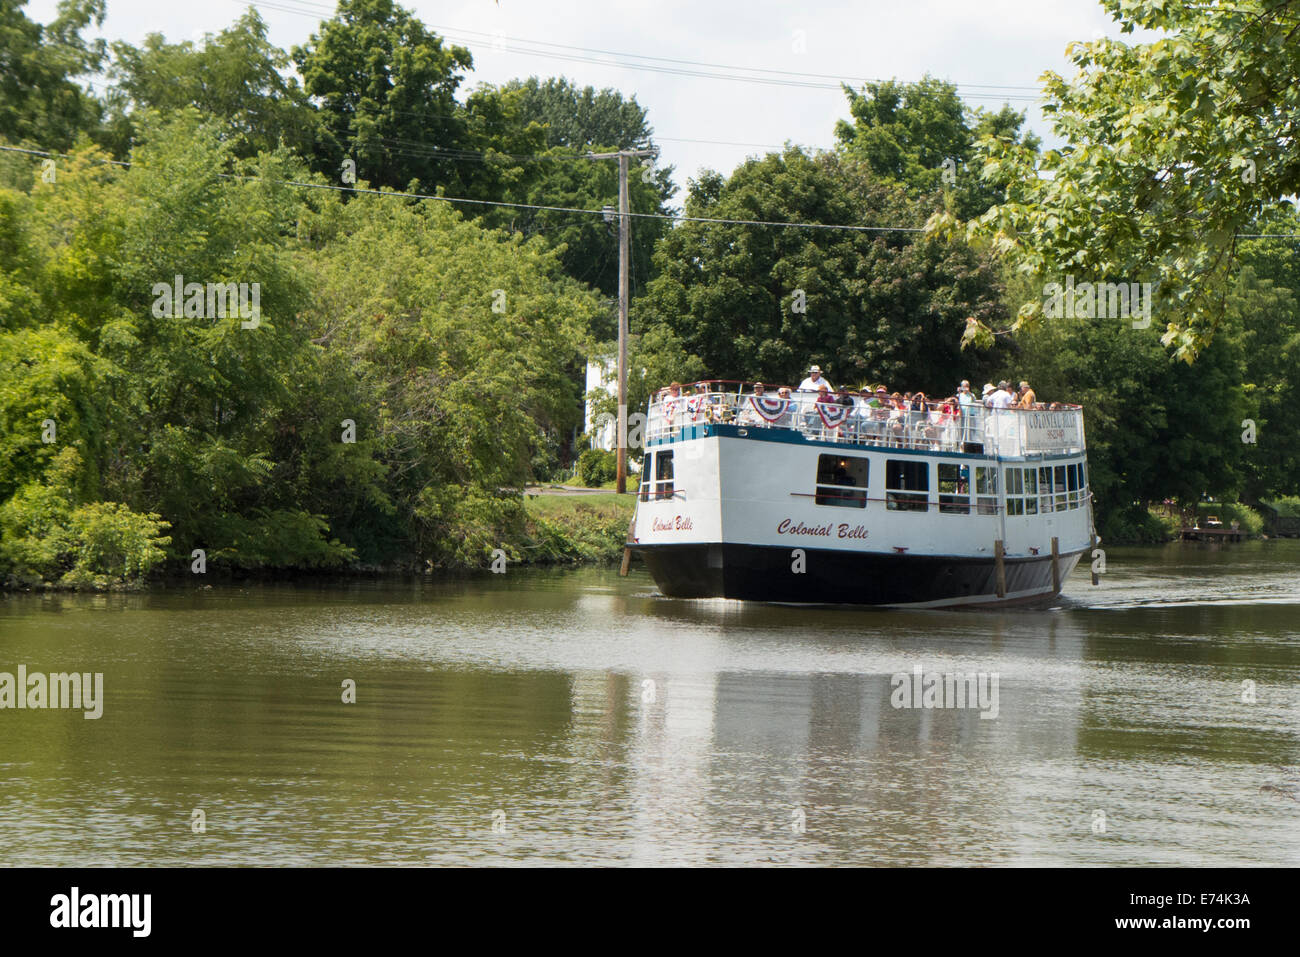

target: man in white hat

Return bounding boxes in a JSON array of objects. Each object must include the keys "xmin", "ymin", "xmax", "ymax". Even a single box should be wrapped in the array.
[
  {"xmin": 988, "ymin": 380, "xmax": 1015, "ymax": 410},
  {"xmin": 798, "ymin": 364, "xmax": 833, "ymax": 393}
]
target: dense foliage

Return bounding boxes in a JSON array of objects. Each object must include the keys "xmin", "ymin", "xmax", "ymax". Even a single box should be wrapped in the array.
[
  {"xmin": 0, "ymin": 0, "xmax": 107, "ymax": 150},
  {"xmin": 958, "ymin": 0, "xmax": 1300, "ymax": 362},
  {"xmin": 635, "ymin": 147, "xmax": 1011, "ymax": 393},
  {"xmin": 836, "ymin": 76, "xmax": 1040, "ymax": 220},
  {"xmin": 3, "ymin": 0, "xmax": 1300, "ymax": 586},
  {"xmin": 0, "ymin": 114, "xmax": 598, "ymax": 583}
]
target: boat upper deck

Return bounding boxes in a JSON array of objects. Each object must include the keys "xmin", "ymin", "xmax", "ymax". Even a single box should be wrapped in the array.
[{"xmin": 645, "ymin": 382, "xmax": 1085, "ymax": 458}]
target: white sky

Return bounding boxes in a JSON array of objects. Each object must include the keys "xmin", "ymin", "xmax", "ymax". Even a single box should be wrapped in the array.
[{"xmin": 29, "ymin": 0, "xmax": 1138, "ymax": 198}]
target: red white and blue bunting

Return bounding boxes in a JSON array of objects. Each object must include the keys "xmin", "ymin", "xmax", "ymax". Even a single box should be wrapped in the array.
[
  {"xmin": 815, "ymin": 402, "xmax": 851, "ymax": 429},
  {"xmin": 748, "ymin": 396, "xmax": 790, "ymax": 422}
]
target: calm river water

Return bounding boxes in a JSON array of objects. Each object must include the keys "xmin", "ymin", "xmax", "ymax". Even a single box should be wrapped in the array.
[{"xmin": 2, "ymin": 542, "xmax": 1299, "ymax": 866}]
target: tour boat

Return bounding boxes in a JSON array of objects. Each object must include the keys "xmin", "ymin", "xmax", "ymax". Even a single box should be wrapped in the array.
[{"xmin": 627, "ymin": 382, "xmax": 1097, "ymax": 608}]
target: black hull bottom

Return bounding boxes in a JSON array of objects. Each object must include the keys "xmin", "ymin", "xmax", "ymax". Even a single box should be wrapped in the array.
[{"xmin": 634, "ymin": 543, "xmax": 1082, "ymax": 608}]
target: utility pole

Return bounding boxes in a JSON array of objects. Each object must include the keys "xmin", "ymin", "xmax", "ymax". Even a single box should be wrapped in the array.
[{"xmin": 587, "ymin": 148, "xmax": 657, "ymax": 494}]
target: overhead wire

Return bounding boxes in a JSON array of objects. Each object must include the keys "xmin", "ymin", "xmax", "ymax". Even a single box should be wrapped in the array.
[
  {"xmin": 7, "ymin": 143, "xmax": 1297, "ymax": 239},
  {"xmin": 0, "ymin": 143, "xmax": 928, "ymax": 232},
  {"xmin": 229, "ymin": 0, "xmax": 1044, "ymax": 103}
]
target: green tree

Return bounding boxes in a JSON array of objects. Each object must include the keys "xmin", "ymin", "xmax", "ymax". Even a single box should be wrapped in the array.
[
  {"xmin": 0, "ymin": 113, "xmax": 367, "ymax": 573},
  {"xmin": 636, "ymin": 147, "xmax": 1008, "ymax": 390},
  {"xmin": 961, "ymin": 0, "xmax": 1300, "ymax": 361},
  {"xmin": 1230, "ymin": 266, "xmax": 1300, "ymax": 501},
  {"xmin": 0, "ymin": 442, "xmax": 172, "ymax": 587},
  {"xmin": 291, "ymin": 0, "xmax": 478, "ymax": 193},
  {"xmin": 0, "ymin": 0, "xmax": 106, "ymax": 150},
  {"xmin": 106, "ymin": 9, "xmax": 320, "ymax": 159},
  {"xmin": 1235, "ymin": 207, "xmax": 1300, "ymax": 500},
  {"xmin": 836, "ymin": 76, "xmax": 1039, "ymax": 219},
  {"xmin": 503, "ymin": 76, "xmax": 655, "ymax": 151},
  {"xmin": 473, "ymin": 77, "xmax": 676, "ymax": 304},
  {"xmin": 836, "ymin": 77, "xmax": 968, "ymax": 193},
  {"xmin": 1007, "ymin": 306, "xmax": 1251, "ymax": 539},
  {"xmin": 491, "ymin": 147, "xmax": 671, "ymax": 315},
  {"xmin": 293, "ymin": 184, "xmax": 603, "ymax": 566}
]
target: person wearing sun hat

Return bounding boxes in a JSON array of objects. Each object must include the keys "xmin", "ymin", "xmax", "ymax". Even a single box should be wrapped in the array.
[
  {"xmin": 989, "ymin": 380, "xmax": 1015, "ymax": 410},
  {"xmin": 738, "ymin": 382, "xmax": 768, "ymax": 427},
  {"xmin": 797, "ymin": 364, "xmax": 833, "ymax": 393},
  {"xmin": 792, "ymin": 364, "xmax": 830, "ymax": 428}
]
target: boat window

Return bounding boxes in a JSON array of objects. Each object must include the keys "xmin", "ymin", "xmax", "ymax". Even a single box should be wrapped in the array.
[
  {"xmin": 976, "ymin": 466, "xmax": 998, "ymax": 515},
  {"xmin": 655, "ymin": 450, "xmax": 675, "ymax": 500},
  {"xmin": 1005, "ymin": 467, "xmax": 1028, "ymax": 516},
  {"xmin": 939, "ymin": 463, "xmax": 969, "ymax": 514},
  {"xmin": 1054, "ymin": 465, "xmax": 1068, "ymax": 511},
  {"xmin": 1024, "ymin": 466, "xmax": 1038, "ymax": 514},
  {"xmin": 1039, "ymin": 466, "xmax": 1054, "ymax": 513},
  {"xmin": 886, "ymin": 459, "xmax": 929, "ymax": 511},
  {"xmin": 639, "ymin": 453, "xmax": 653, "ymax": 502},
  {"xmin": 1067, "ymin": 462, "xmax": 1080, "ymax": 508},
  {"xmin": 814, "ymin": 454, "xmax": 867, "ymax": 508},
  {"xmin": 1006, "ymin": 468, "xmax": 1024, "ymax": 515}
]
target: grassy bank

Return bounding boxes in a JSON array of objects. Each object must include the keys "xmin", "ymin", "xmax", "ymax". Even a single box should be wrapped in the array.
[
  {"xmin": 1100, "ymin": 501, "xmax": 1267, "ymax": 545},
  {"xmin": 514, "ymin": 492, "xmax": 636, "ymax": 565}
]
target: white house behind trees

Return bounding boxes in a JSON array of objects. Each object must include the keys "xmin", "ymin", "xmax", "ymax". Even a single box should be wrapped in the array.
[{"xmin": 584, "ymin": 356, "xmax": 617, "ymax": 451}]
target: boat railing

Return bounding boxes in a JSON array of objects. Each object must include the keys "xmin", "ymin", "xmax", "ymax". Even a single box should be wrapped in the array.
[{"xmin": 645, "ymin": 382, "xmax": 1086, "ymax": 457}]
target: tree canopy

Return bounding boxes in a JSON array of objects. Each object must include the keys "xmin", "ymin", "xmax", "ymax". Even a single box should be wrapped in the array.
[
  {"xmin": 0, "ymin": 112, "xmax": 598, "ymax": 582},
  {"xmin": 292, "ymin": 0, "xmax": 480, "ymax": 193},
  {"xmin": 0, "ymin": 0, "xmax": 107, "ymax": 150},
  {"xmin": 106, "ymin": 9, "xmax": 319, "ymax": 159},
  {"xmin": 836, "ymin": 76, "xmax": 1040, "ymax": 219},
  {"xmin": 635, "ymin": 147, "xmax": 1009, "ymax": 391},
  {"xmin": 958, "ymin": 0, "xmax": 1300, "ymax": 361},
  {"xmin": 471, "ymin": 77, "xmax": 676, "ymax": 304},
  {"xmin": 503, "ymin": 76, "xmax": 656, "ymax": 151},
  {"xmin": 4, "ymin": 0, "xmax": 1300, "ymax": 580}
]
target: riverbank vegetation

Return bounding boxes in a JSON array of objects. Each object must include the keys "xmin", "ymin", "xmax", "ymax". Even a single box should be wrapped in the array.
[
  {"xmin": 520, "ymin": 493, "xmax": 634, "ymax": 565},
  {"xmin": 2, "ymin": 0, "xmax": 1299, "ymax": 587}
]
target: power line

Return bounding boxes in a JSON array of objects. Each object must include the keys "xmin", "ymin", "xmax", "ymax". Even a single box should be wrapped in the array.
[
  {"xmin": 658, "ymin": 135, "xmax": 793, "ymax": 150},
  {"xmin": 53, "ymin": 1, "xmax": 1045, "ymax": 168},
  {"xmin": 423, "ymin": 22, "xmax": 1043, "ymax": 92},
  {"xmin": 0, "ymin": 142, "xmax": 925, "ymax": 232},
  {"xmin": 11, "ymin": 143, "xmax": 1292, "ymax": 239},
  {"xmin": 0, "ymin": 143, "xmax": 131, "ymax": 168},
  {"xmin": 89, "ymin": 52, "xmax": 767, "ymax": 156},
  {"xmin": 439, "ymin": 35, "xmax": 1041, "ymax": 101},
  {"xmin": 231, "ymin": 0, "xmax": 1043, "ymax": 103}
]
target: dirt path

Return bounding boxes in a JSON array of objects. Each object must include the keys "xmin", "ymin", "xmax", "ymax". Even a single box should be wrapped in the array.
[{"xmin": 524, "ymin": 485, "xmax": 623, "ymax": 496}]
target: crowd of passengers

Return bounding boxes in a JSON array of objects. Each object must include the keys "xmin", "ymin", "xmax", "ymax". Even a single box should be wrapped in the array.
[{"xmin": 653, "ymin": 364, "xmax": 1067, "ymax": 450}]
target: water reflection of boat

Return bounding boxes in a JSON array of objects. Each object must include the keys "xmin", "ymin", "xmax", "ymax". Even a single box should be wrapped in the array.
[{"xmin": 630, "ymin": 381, "xmax": 1096, "ymax": 608}]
